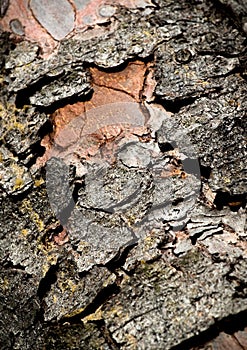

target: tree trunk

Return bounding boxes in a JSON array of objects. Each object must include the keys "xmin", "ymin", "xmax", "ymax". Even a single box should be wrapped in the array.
[{"xmin": 0, "ymin": 0, "xmax": 246, "ymax": 349}]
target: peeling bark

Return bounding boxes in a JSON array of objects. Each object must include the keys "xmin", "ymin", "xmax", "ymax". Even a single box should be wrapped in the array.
[{"xmin": 0, "ymin": 0, "xmax": 246, "ymax": 349}]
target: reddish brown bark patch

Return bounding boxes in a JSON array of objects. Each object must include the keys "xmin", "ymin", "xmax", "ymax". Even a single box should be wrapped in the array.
[
  {"xmin": 90, "ymin": 61, "xmax": 147, "ymax": 101},
  {"xmin": 0, "ymin": 0, "xmax": 57, "ymax": 55},
  {"xmin": 74, "ymin": 0, "xmax": 114, "ymax": 28},
  {"xmin": 52, "ymin": 102, "xmax": 86, "ymax": 138},
  {"xmin": 36, "ymin": 59, "xmax": 152, "ymax": 167},
  {"xmin": 0, "ymin": 0, "xmax": 155, "ymax": 55}
]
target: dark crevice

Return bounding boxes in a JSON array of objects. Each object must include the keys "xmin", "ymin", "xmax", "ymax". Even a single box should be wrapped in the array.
[
  {"xmin": 213, "ymin": 191, "xmax": 246, "ymax": 211},
  {"xmin": 37, "ymin": 263, "xmax": 59, "ymax": 301},
  {"xmin": 170, "ymin": 309, "xmax": 247, "ymax": 350},
  {"xmin": 156, "ymin": 230, "xmax": 175, "ymax": 250},
  {"xmin": 154, "ymin": 96, "xmax": 200, "ymax": 114},
  {"xmin": 35, "ymin": 88, "xmax": 94, "ymax": 115},
  {"xmin": 105, "ymin": 242, "xmax": 138, "ymax": 272},
  {"xmin": 18, "ymin": 140, "xmax": 46, "ymax": 162},
  {"xmin": 196, "ymin": 49, "xmax": 244, "ymax": 58},
  {"xmin": 71, "ymin": 180, "xmax": 85, "ymax": 204},
  {"xmin": 1, "ymin": 139, "xmax": 20, "ymax": 159},
  {"xmin": 172, "ymin": 197, "xmax": 184, "ymax": 206},
  {"xmin": 97, "ymin": 20, "xmax": 112, "ymax": 28},
  {"xmin": 190, "ymin": 225, "xmax": 223, "ymax": 245},
  {"xmin": 200, "ymin": 164, "xmax": 211, "ymax": 179},
  {"xmin": 60, "ymin": 283, "xmax": 120, "ymax": 324},
  {"xmin": 78, "ymin": 270, "xmax": 91, "ymax": 279},
  {"xmin": 190, "ymin": 234, "xmax": 198, "ymax": 246},
  {"xmin": 38, "ymin": 119, "xmax": 54, "ymax": 139},
  {"xmin": 154, "ymin": 87, "xmax": 222, "ymax": 113},
  {"xmin": 55, "ymin": 175, "xmax": 84, "ymax": 227},
  {"xmin": 1, "ymin": 260, "xmax": 27, "ymax": 272},
  {"xmin": 139, "ymin": 61, "xmax": 155, "ymax": 101},
  {"xmin": 158, "ymin": 141, "xmax": 175, "ymax": 152},
  {"xmin": 24, "ymin": 142, "xmax": 46, "ymax": 168},
  {"xmin": 239, "ymin": 50, "xmax": 247, "ymax": 80},
  {"xmin": 0, "ymin": 0, "xmax": 9, "ymax": 18},
  {"xmin": 78, "ymin": 204, "xmax": 114, "ymax": 215},
  {"xmin": 233, "ymin": 335, "xmax": 246, "ymax": 350},
  {"xmin": 92, "ymin": 60, "xmax": 130, "ymax": 74},
  {"xmin": 15, "ymin": 72, "xmax": 65, "ymax": 108},
  {"xmin": 9, "ymin": 184, "xmax": 34, "ymax": 202},
  {"xmin": 15, "ymin": 74, "xmax": 93, "ymax": 113},
  {"xmin": 92, "ymin": 54, "xmax": 154, "ymax": 74}
]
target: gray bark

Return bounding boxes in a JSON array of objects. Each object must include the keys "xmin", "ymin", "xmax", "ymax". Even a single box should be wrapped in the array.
[{"xmin": 0, "ymin": 0, "xmax": 246, "ymax": 349}]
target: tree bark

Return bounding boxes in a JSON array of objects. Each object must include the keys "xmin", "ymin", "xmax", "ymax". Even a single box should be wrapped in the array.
[{"xmin": 0, "ymin": 0, "xmax": 246, "ymax": 349}]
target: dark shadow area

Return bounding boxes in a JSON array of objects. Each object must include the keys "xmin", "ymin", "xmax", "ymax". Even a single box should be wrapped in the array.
[
  {"xmin": 158, "ymin": 141, "xmax": 175, "ymax": 152},
  {"xmin": 15, "ymin": 74, "xmax": 93, "ymax": 113},
  {"xmin": 15, "ymin": 72, "xmax": 65, "ymax": 108},
  {"xmin": 1, "ymin": 260, "xmax": 27, "ymax": 271},
  {"xmin": 24, "ymin": 142, "xmax": 46, "ymax": 168},
  {"xmin": 105, "ymin": 242, "xmax": 138, "ymax": 273},
  {"xmin": 60, "ymin": 283, "xmax": 120, "ymax": 324},
  {"xmin": 154, "ymin": 96, "xmax": 198, "ymax": 114},
  {"xmin": 92, "ymin": 54, "xmax": 154, "ymax": 75},
  {"xmin": 214, "ymin": 191, "xmax": 246, "ymax": 211},
  {"xmin": 200, "ymin": 164, "xmax": 211, "ymax": 179},
  {"xmin": 36, "ymin": 88, "xmax": 94, "ymax": 115},
  {"xmin": 37, "ymin": 263, "xmax": 59, "ymax": 300}
]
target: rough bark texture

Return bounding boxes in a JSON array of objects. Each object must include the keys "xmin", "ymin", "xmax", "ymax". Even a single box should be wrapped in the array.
[{"xmin": 0, "ymin": 0, "xmax": 246, "ymax": 349}]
